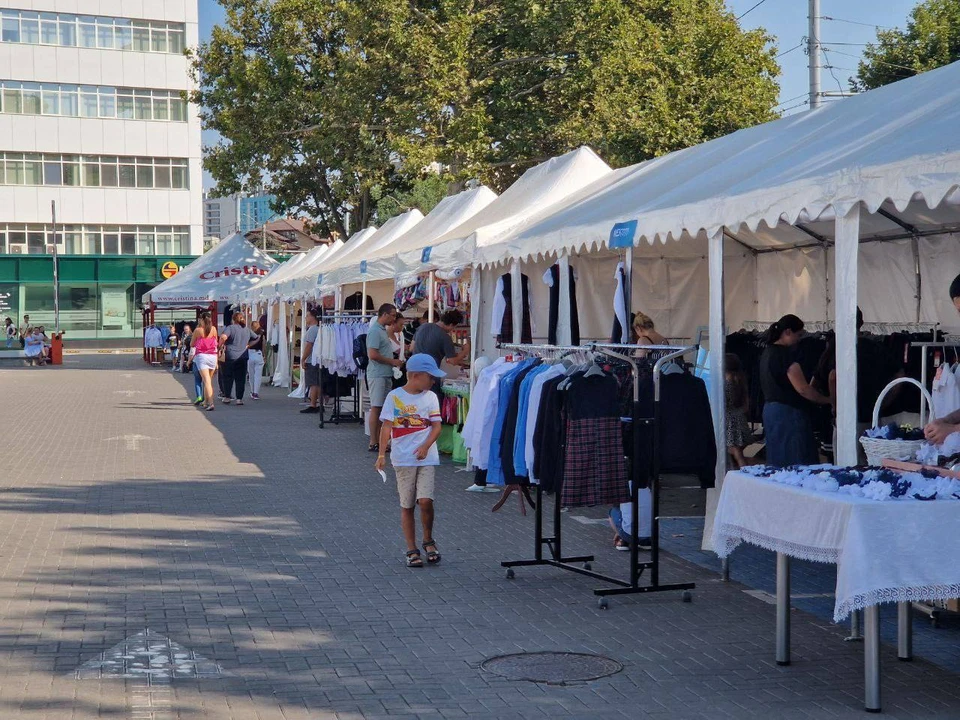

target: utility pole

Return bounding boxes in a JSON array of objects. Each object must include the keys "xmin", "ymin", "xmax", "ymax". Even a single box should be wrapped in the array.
[
  {"xmin": 808, "ymin": 0, "xmax": 822, "ymax": 109},
  {"xmin": 50, "ymin": 200, "xmax": 60, "ymax": 333}
]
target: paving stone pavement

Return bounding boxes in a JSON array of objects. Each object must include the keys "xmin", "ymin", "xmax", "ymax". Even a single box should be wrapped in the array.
[{"xmin": 0, "ymin": 356, "xmax": 959, "ymax": 719}]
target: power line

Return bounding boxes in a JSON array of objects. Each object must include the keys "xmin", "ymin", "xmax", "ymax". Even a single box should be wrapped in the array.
[
  {"xmin": 737, "ymin": 0, "xmax": 771, "ymax": 21},
  {"xmin": 773, "ymin": 91, "xmax": 809, "ymax": 109},
  {"xmin": 777, "ymin": 42, "xmax": 805, "ymax": 58},
  {"xmin": 778, "ymin": 100, "xmax": 810, "ymax": 114},
  {"xmin": 820, "ymin": 47, "xmax": 849, "ymax": 96},
  {"xmin": 819, "ymin": 15, "xmax": 892, "ymax": 30},
  {"xmin": 828, "ymin": 47, "xmax": 917, "ymax": 73}
]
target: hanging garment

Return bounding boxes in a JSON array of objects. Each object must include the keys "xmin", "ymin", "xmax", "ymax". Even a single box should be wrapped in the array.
[
  {"xmin": 497, "ymin": 360, "xmax": 542, "ymax": 485},
  {"xmin": 544, "ymin": 264, "xmax": 580, "ymax": 346},
  {"xmin": 343, "ymin": 291, "xmax": 374, "ymax": 313},
  {"xmin": 462, "ymin": 359, "xmax": 511, "ymax": 468},
  {"xmin": 512, "ymin": 364, "xmax": 554, "ymax": 477},
  {"xmin": 492, "ymin": 273, "xmax": 533, "ymax": 344},
  {"xmin": 932, "ymin": 363, "xmax": 960, "ymax": 421},
  {"xmin": 524, "ymin": 365, "xmax": 566, "ymax": 482},
  {"xmin": 611, "ymin": 262, "xmax": 628, "ymax": 343},
  {"xmin": 560, "ymin": 372, "xmax": 630, "ymax": 508},
  {"xmin": 533, "ymin": 374, "xmax": 568, "ymax": 493},
  {"xmin": 486, "ymin": 359, "xmax": 537, "ymax": 485}
]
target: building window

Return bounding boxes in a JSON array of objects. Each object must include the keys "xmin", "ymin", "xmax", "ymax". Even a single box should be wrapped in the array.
[
  {"xmin": 0, "ymin": 81, "xmax": 187, "ymax": 122},
  {"xmin": 1, "ymin": 224, "xmax": 190, "ymax": 256},
  {"xmin": 0, "ymin": 152, "xmax": 189, "ymax": 189},
  {"xmin": 0, "ymin": 10, "xmax": 185, "ymax": 55}
]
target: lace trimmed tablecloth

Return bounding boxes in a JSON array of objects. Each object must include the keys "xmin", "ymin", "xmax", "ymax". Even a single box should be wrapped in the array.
[{"xmin": 712, "ymin": 470, "xmax": 960, "ymax": 621}]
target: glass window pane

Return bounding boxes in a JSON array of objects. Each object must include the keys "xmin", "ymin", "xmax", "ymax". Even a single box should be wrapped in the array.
[
  {"xmin": 1, "ymin": 18, "xmax": 20, "ymax": 43},
  {"xmin": 101, "ymin": 163, "xmax": 118, "ymax": 187},
  {"xmin": 169, "ymin": 97, "xmax": 186, "ymax": 122},
  {"xmin": 82, "ymin": 162, "xmax": 99, "ymax": 186},
  {"xmin": 152, "ymin": 97, "xmax": 168, "ymax": 121},
  {"xmin": 21, "ymin": 19, "xmax": 39, "ymax": 44},
  {"xmin": 41, "ymin": 87, "xmax": 59, "ymax": 115},
  {"xmin": 40, "ymin": 20, "xmax": 57, "ymax": 44},
  {"xmin": 115, "ymin": 25, "xmax": 132, "ymax": 51},
  {"xmin": 150, "ymin": 28, "xmax": 167, "ymax": 53},
  {"xmin": 118, "ymin": 164, "xmax": 135, "ymax": 188},
  {"xmin": 80, "ymin": 92, "xmax": 98, "ymax": 117},
  {"xmin": 117, "ymin": 94, "xmax": 134, "ymax": 119},
  {"xmin": 169, "ymin": 29, "xmax": 184, "ymax": 54},
  {"xmin": 43, "ymin": 161, "xmax": 62, "ymax": 185},
  {"xmin": 84, "ymin": 232, "xmax": 101, "ymax": 254},
  {"xmin": 64, "ymin": 232, "xmax": 82, "ymax": 254},
  {"xmin": 96, "ymin": 23, "xmax": 114, "ymax": 49},
  {"xmin": 60, "ymin": 88, "xmax": 78, "ymax": 116},
  {"xmin": 3, "ymin": 88, "xmax": 22, "ymax": 113},
  {"xmin": 121, "ymin": 233, "xmax": 136, "ymax": 254},
  {"xmin": 7, "ymin": 159, "xmax": 23, "ymax": 184},
  {"xmin": 22, "ymin": 87, "xmax": 40, "ymax": 114},
  {"xmin": 172, "ymin": 166, "xmax": 187, "ymax": 189},
  {"xmin": 154, "ymin": 166, "xmax": 171, "ymax": 188},
  {"xmin": 134, "ymin": 96, "xmax": 150, "ymax": 120},
  {"xmin": 24, "ymin": 158, "xmax": 42, "ymax": 184},
  {"xmin": 136, "ymin": 164, "xmax": 153, "ymax": 188},
  {"xmin": 79, "ymin": 23, "xmax": 96, "ymax": 48},
  {"xmin": 59, "ymin": 18, "xmax": 77, "ymax": 46},
  {"xmin": 99, "ymin": 94, "xmax": 115, "ymax": 118},
  {"xmin": 132, "ymin": 25, "xmax": 149, "ymax": 52},
  {"xmin": 156, "ymin": 232, "xmax": 173, "ymax": 254},
  {"xmin": 63, "ymin": 163, "xmax": 79, "ymax": 186},
  {"xmin": 103, "ymin": 234, "xmax": 119, "ymax": 255},
  {"xmin": 137, "ymin": 233, "xmax": 154, "ymax": 255}
]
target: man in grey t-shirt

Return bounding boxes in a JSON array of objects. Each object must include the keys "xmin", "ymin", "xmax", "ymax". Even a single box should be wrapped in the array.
[
  {"xmin": 219, "ymin": 313, "xmax": 253, "ymax": 404},
  {"xmin": 366, "ymin": 303, "xmax": 403, "ymax": 451},
  {"xmin": 300, "ymin": 309, "xmax": 322, "ymax": 414},
  {"xmin": 412, "ymin": 310, "xmax": 469, "ymax": 399}
]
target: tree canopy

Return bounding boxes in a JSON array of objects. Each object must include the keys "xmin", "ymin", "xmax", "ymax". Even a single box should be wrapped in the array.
[
  {"xmin": 192, "ymin": 0, "xmax": 781, "ymax": 235},
  {"xmin": 853, "ymin": 0, "xmax": 960, "ymax": 91}
]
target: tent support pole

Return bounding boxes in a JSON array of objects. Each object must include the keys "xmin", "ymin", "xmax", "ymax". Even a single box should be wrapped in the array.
[
  {"xmin": 428, "ymin": 272, "xmax": 435, "ymax": 323},
  {"xmin": 510, "ymin": 261, "xmax": 522, "ymax": 343},
  {"xmin": 558, "ymin": 253, "xmax": 571, "ymax": 345},
  {"xmin": 466, "ymin": 265, "xmax": 480, "ymax": 470},
  {"xmin": 622, "ymin": 249, "xmax": 633, "ymax": 343},
  {"xmin": 835, "ymin": 205, "xmax": 860, "ymax": 468},
  {"xmin": 702, "ymin": 229, "xmax": 726, "ymax": 553}
]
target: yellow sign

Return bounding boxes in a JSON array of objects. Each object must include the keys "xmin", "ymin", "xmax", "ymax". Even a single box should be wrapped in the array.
[{"xmin": 160, "ymin": 261, "xmax": 180, "ymax": 279}]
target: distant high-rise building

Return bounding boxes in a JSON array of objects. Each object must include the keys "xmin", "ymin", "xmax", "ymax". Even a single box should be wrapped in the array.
[
  {"xmin": 0, "ymin": 1, "xmax": 203, "ymax": 338},
  {"xmin": 203, "ymin": 191, "xmax": 279, "ymax": 239}
]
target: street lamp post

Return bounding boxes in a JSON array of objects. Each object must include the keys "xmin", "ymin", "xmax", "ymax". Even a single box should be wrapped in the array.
[{"xmin": 51, "ymin": 200, "xmax": 60, "ymax": 334}]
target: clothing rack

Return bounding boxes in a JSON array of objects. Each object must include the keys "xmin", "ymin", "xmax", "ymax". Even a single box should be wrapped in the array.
[
  {"xmin": 741, "ymin": 319, "xmax": 939, "ymax": 338},
  {"xmin": 498, "ymin": 341, "xmax": 698, "ymax": 607},
  {"xmin": 318, "ymin": 312, "xmax": 371, "ymax": 429}
]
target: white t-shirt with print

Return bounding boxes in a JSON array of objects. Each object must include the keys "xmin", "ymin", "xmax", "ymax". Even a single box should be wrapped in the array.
[{"xmin": 379, "ymin": 388, "xmax": 441, "ymax": 467}]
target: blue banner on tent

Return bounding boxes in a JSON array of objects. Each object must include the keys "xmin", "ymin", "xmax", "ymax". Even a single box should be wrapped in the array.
[
  {"xmin": 609, "ymin": 220, "xmax": 637, "ymax": 249},
  {"xmin": 421, "ymin": 246, "xmax": 433, "ymax": 263},
  {"xmin": 360, "ymin": 260, "xmax": 367, "ymax": 275},
  {"xmin": 315, "ymin": 273, "xmax": 323, "ymax": 286}
]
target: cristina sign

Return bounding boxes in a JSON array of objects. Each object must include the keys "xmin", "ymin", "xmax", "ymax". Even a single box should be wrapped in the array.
[{"xmin": 199, "ymin": 265, "xmax": 270, "ymax": 281}]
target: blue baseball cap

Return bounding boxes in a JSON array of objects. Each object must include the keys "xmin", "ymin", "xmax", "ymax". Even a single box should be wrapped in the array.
[{"xmin": 406, "ymin": 353, "xmax": 446, "ymax": 378}]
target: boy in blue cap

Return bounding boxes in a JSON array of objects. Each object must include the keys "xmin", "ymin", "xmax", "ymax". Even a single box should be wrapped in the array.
[{"xmin": 375, "ymin": 353, "xmax": 445, "ymax": 567}]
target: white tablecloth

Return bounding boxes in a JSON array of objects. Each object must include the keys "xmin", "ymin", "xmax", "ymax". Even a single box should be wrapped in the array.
[{"xmin": 712, "ymin": 470, "xmax": 960, "ymax": 621}]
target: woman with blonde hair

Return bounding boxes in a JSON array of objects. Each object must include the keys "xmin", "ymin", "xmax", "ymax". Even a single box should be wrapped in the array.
[
  {"xmin": 190, "ymin": 311, "xmax": 219, "ymax": 411},
  {"xmin": 633, "ymin": 312, "xmax": 666, "ymax": 347}
]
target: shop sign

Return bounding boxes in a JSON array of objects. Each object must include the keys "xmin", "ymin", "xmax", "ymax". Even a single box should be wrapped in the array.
[
  {"xmin": 0, "ymin": 284, "xmax": 16, "ymax": 316},
  {"xmin": 421, "ymin": 246, "xmax": 432, "ymax": 263},
  {"xmin": 359, "ymin": 260, "xmax": 367, "ymax": 275},
  {"xmin": 198, "ymin": 265, "xmax": 270, "ymax": 280},
  {"xmin": 316, "ymin": 273, "xmax": 324, "ymax": 286},
  {"xmin": 609, "ymin": 220, "xmax": 637, "ymax": 249},
  {"xmin": 160, "ymin": 261, "xmax": 180, "ymax": 279}
]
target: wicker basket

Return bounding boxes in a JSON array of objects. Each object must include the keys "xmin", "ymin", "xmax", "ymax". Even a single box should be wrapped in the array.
[{"xmin": 859, "ymin": 377, "xmax": 934, "ymax": 466}]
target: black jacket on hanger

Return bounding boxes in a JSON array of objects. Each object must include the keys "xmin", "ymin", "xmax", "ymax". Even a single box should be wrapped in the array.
[
  {"xmin": 546, "ymin": 264, "xmax": 580, "ymax": 346},
  {"xmin": 498, "ymin": 273, "xmax": 533, "ymax": 344}
]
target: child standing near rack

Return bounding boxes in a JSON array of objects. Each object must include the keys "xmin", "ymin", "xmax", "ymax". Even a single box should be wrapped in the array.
[
  {"xmin": 725, "ymin": 353, "xmax": 752, "ymax": 469},
  {"xmin": 375, "ymin": 354, "xmax": 446, "ymax": 567}
]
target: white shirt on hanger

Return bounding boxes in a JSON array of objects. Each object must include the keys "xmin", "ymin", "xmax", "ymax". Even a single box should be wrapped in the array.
[{"xmin": 932, "ymin": 363, "xmax": 960, "ymax": 421}]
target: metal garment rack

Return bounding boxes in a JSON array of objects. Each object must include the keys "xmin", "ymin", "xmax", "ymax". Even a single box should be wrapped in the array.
[
  {"xmin": 317, "ymin": 312, "xmax": 371, "ymax": 429},
  {"xmin": 498, "ymin": 341, "xmax": 698, "ymax": 607}
]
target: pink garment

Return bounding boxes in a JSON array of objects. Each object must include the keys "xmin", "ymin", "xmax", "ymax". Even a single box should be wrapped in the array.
[{"xmin": 194, "ymin": 334, "xmax": 218, "ymax": 355}]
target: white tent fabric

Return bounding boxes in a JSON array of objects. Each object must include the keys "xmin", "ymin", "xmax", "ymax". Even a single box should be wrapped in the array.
[
  {"xmin": 272, "ymin": 226, "xmax": 379, "ymax": 302},
  {"xmin": 316, "ymin": 210, "xmax": 424, "ymax": 295},
  {"xmin": 237, "ymin": 251, "xmax": 310, "ymax": 305},
  {"xmin": 395, "ymin": 147, "xmax": 612, "ymax": 278},
  {"xmin": 286, "ymin": 238, "xmax": 346, "ymax": 296},
  {"xmin": 271, "ymin": 301, "xmax": 290, "ymax": 388},
  {"xmin": 327, "ymin": 186, "xmax": 498, "ymax": 288},
  {"xmin": 272, "ymin": 241, "xmax": 339, "ymax": 299},
  {"xmin": 143, "ymin": 233, "xmax": 278, "ymax": 306}
]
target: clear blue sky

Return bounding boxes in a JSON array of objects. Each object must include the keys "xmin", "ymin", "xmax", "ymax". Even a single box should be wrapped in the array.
[{"xmin": 197, "ymin": 0, "xmax": 918, "ymax": 188}]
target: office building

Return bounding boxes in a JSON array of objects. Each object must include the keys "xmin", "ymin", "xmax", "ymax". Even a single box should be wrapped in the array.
[
  {"xmin": 204, "ymin": 191, "xmax": 279, "ymax": 240},
  {"xmin": 0, "ymin": 1, "xmax": 203, "ymax": 339}
]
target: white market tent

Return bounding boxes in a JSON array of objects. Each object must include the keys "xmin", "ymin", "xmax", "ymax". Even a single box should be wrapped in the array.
[
  {"xmin": 326, "ymin": 185, "xmax": 498, "ymax": 289},
  {"xmin": 394, "ymin": 146, "xmax": 613, "ymax": 278},
  {"xmin": 470, "ymin": 60, "xmax": 960, "ymax": 558},
  {"xmin": 143, "ymin": 233, "xmax": 278, "ymax": 307},
  {"xmin": 276, "ymin": 238, "xmax": 343, "ymax": 298}
]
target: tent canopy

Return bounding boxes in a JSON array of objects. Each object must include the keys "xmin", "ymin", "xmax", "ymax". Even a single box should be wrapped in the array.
[
  {"xmin": 327, "ymin": 185, "xmax": 498, "ymax": 289},
  {"xmin": 396, "ymin": 146, "xmax": 612, "ymax": 277},
  {"xmin": 144, "ymin": 233, "xmax": 278, "ymax": 306},
  {"xmin": 504, "ymin": 60, "xmax": 960, "ymax": 265}
]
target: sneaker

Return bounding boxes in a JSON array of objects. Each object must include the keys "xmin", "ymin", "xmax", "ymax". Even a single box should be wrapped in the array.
[
  {"xmin": 194, "ymin": 397, "xmax": 203, "ymax": 405},
  {"xmin": 222, "ymin": 398, "xmax": 231, "ymax": 404},
  {"xmin": 236, "ymin": 400, "xmax": 244, "ymax": 406},
  {"xmin": 638, "ymin": 537, "xmax": 653, "ymax": 551},
  {"xmin": 483, "ymin": 485, "xmax": 502, "ymax": 493},
  {"xmin": 614, "ymin": 538, "xmax": 631, "ymax": 552},
  {"xmin": 465, "ymin": 484, "xmax": 486, "ymax": 492},
  {"xmin": 251, "ymin": 393, "xmax": 260, "ymax": 400},
  {"xmin": 300, "ymin": 406, "xmax": 320, "ymax": 414}
]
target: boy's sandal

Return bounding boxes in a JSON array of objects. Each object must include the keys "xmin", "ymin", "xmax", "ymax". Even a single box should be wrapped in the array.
[
  {"xmin": 368, "ymin": 443, "xmax": 379, "ymax": 453},
  {"xmin": 405, "ymin": 549, "xmax": 423, "ymax": 568},
  {"xmin": 422, "ymin": 540, "xmax": 441, "ymax": 564}
]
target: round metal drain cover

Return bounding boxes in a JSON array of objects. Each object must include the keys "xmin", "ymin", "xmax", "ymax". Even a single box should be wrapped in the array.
[{"xmin": 481, "ymin": 652, "xmax": 622, "ymax": 684}]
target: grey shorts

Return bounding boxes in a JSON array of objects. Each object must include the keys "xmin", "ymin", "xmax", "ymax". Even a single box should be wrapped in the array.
[
  {"xmin": 304, "ymin": 362, "xmax": 320, "ymax": 388},
  {"xmin": 367, "ymin": 376, "xmax": 392, "ymax": 407},
  {"xmin": 395, "ymin": 465, "xmax": 436, "ymax": 508}
]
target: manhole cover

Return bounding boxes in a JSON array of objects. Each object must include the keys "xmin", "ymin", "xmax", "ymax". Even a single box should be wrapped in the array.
[{"xmin": 481, "ymin": 652, "xmax": 622, "ymax": 684}]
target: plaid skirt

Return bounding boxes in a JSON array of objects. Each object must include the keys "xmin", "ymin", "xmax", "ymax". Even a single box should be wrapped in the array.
[{"xmin": 561, "ymin": 416, "xmax": 630, "ymax": 508}]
